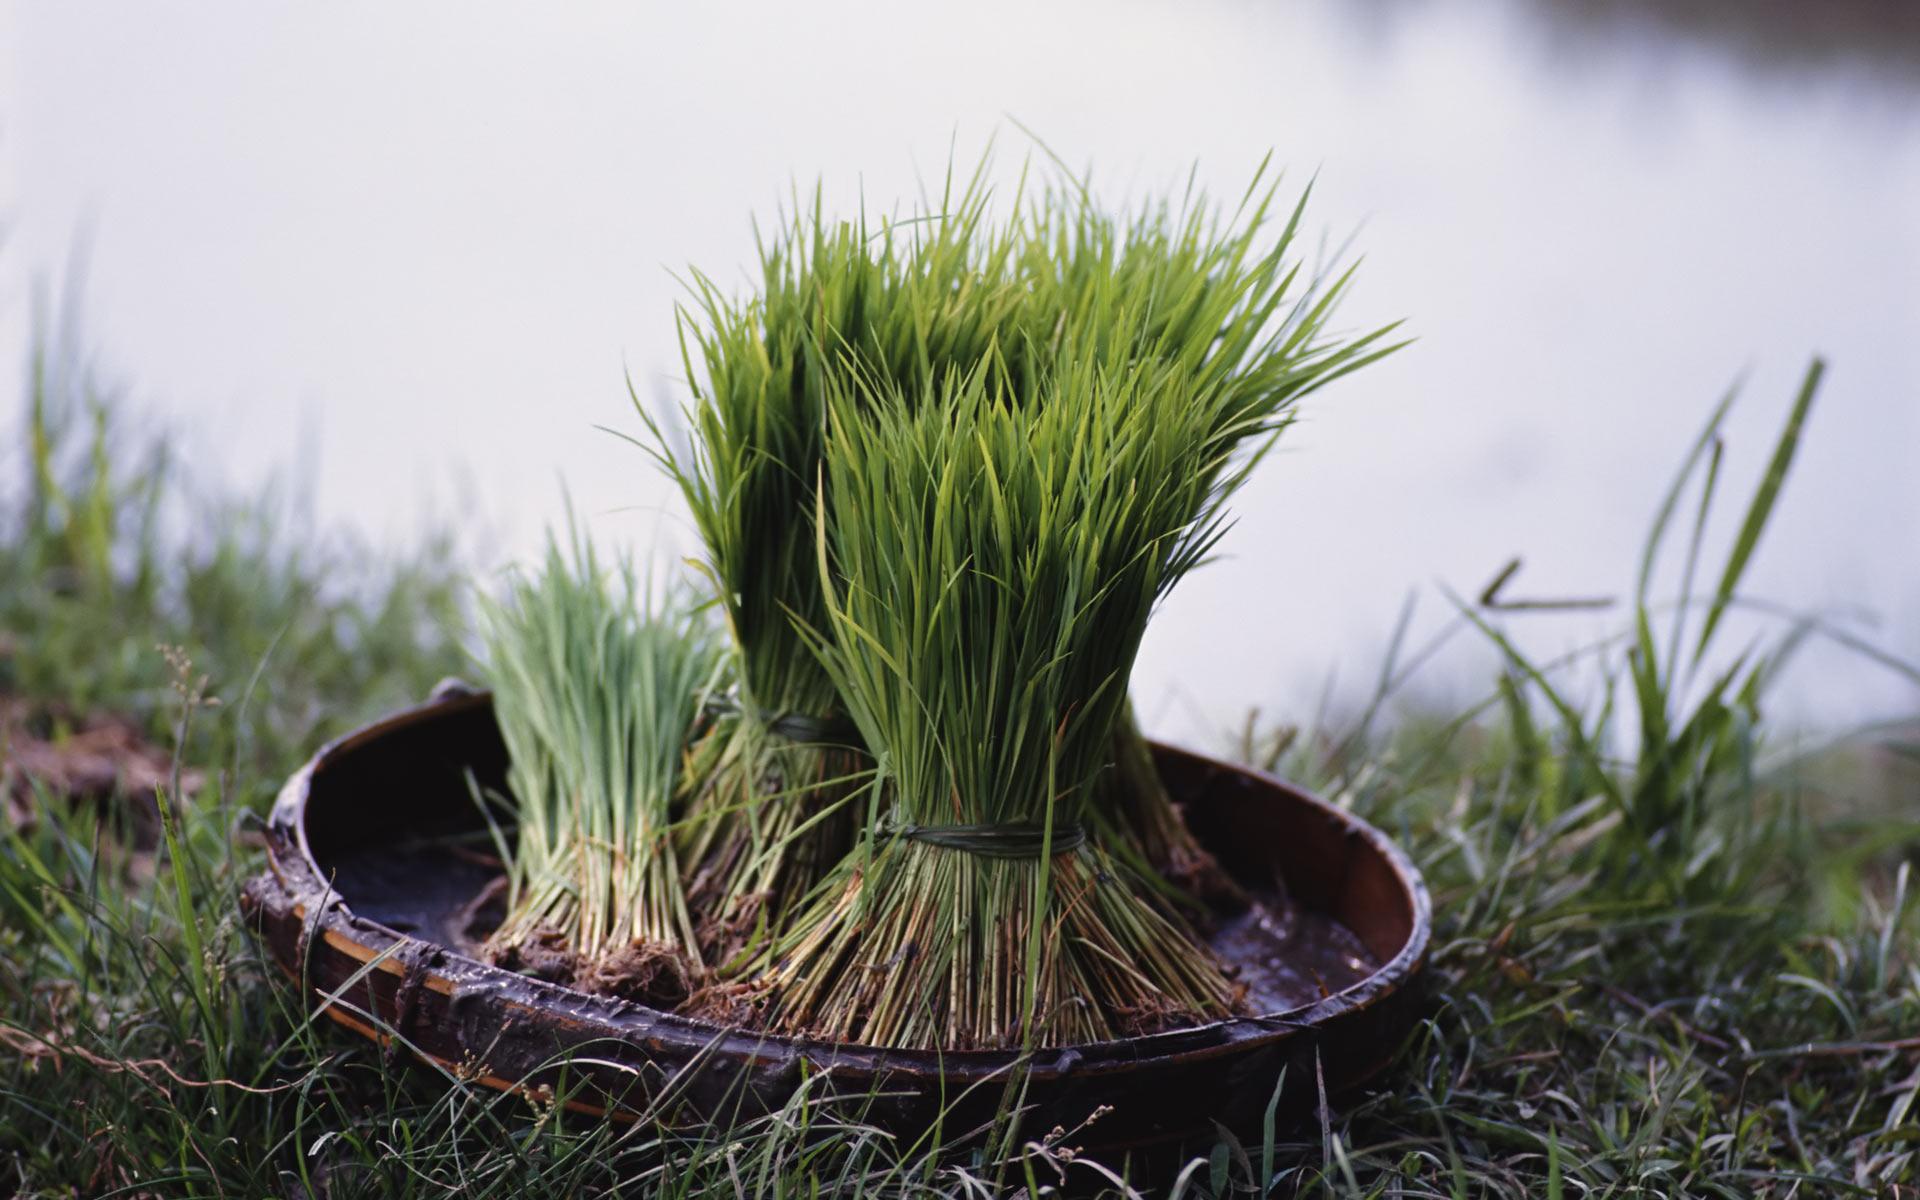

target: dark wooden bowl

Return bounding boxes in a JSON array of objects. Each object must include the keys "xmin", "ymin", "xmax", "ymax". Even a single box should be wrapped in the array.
[{"xmin": 240, "ymin": 687, "xmax": 1430, "ymax": 1153}]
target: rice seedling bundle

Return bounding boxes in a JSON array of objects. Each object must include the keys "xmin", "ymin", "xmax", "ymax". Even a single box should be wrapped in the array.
[
  {"xmin": 1012, "ymin": 167, "xmax": 1405, "ymax": 898},
  {"xmin": 644, "ymin": 154, "xmax": 1400, "ymax": 1044},
  {"xmin": 479, "ymin": 528, "xmax": 719, "ymax": 1002},
  {"xmin": 751, "ymin": 349, "xmax": 1269, "ymax": 1050},
  {"xmin": 654, "ymin": 168, "xmax": 1049, "ymax": 963}
]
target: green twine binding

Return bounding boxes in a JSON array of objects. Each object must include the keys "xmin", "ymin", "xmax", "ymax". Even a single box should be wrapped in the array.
[
  {"xmin": 886, "ymin": 819, "xmax": 1088, "ymax": 860},
  {"xmin": 702, "ymin": 693, "xmax": 862, "ymax": 746},
  {"xmin": 703, "ymin": 692, "xmax": 1082, "ymax": 858}
]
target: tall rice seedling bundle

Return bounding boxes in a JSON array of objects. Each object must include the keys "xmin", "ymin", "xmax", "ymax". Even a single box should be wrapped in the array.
[
  {"xmin": 479, "ymin": 529, "xmax": 719, "ymax": 1002},
  {"xmin": 652, "ymin": 155, "xmax": 1399, "ymax": 999},
  {"xmin": 754, "ymin": 350, "xmax": 1258, "ymax": 1050},
  {"xmin": 653, "ymin": 170, "xmax": 1042, "ymax": 963},
  {"xmin": 1014, "ymin": 167, "xmax": 1404, "ymax": 900}
]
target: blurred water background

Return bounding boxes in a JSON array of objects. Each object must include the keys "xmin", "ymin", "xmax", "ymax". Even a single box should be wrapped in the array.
[{"xmin": 3, "ymin": 0, "xmax": 1915, "ymax": 742}]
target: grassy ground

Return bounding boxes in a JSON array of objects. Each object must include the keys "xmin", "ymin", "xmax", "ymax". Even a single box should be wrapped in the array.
[{"xmin": 2, "ymin": 350, "xmax": 1916, "ymax": 1197}]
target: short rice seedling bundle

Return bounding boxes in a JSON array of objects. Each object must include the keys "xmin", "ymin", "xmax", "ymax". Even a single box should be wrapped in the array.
[
  {"xmin": 753, "ymin": 351, "xmax": 1264, "ymax": 1050},
  {"xmin": 479, "ymin": 528, "xmax": 720, "ymax": 1002}
]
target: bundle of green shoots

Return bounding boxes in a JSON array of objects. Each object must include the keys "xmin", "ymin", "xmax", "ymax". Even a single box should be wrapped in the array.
[
  {"xmin": 478, "ymin": 528, "xmax": 720, "ymax": 1003},
  {"xmin": 650, "ymin": 165, "xmax": 1047, "ymax": 968},
  {"xmin": 653, "ymin": 160, "xmax": 1400, "ymax": 973},
  {"xmin": 755, "ymin": 351, "xmax": 1264, "ymax": 1049},
  {"xmin": 1012, "ymin": 169, "xmax": 1402, "ymax": 906}
]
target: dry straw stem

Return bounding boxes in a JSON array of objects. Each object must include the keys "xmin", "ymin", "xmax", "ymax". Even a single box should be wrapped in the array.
[{"xmin": 479, "ymin": 525, "xmax": 720, "ymax": 1002}]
